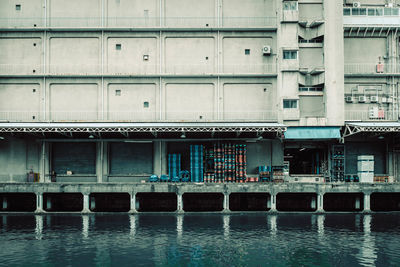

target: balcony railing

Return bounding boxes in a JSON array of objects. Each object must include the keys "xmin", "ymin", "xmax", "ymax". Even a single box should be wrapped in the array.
[
  {"xmin": 343, "ymin": 7, "xmax": 400, "ymax": 25},
  {"xmin": 0, "ymin": 17, "xmax": 277, "ymax": 29},
  {"xmin": 0, "ymin": 64, "xmax": 277, "ymax": 76},
  {"xmin": 345, "ymin": 109, "xmax": 398, "ymax": 121},
  {"xmin": 344, "ymin": 63, "xmax": 400, "ymax": 75},
  {"xmin": 0, "ymin": 111, "xmax": 279, "ymax": 123}
]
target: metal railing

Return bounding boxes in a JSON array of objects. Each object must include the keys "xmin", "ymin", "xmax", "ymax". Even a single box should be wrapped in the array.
[
  {"xmin": 0, "ymin": 111, "xmax": 279, "ymax": 123},
  {"xmin": 0, "ymin": 64, "xmax": 277, "ymax": 75},
  {"xmin": 345, "ymin": 109, "xmax": 398, "ymax": 121},
  {"xmin": 0, "ymin": 17, "xmax": 277, "ymax": 29}
]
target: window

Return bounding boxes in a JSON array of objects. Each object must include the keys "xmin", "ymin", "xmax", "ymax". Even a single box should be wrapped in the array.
[
  {"xmin": 283, "ymin": 50, "xmax": 297, "ymax": 59},
  {"xmin": 283, "ymin": 99, "xmax": 298, "ymax": 109},
  {"xmin": 16, "ymin": 4, "xmax": 21, "ymax": 11},
  {"xmin": 299, "ymin": 87, "xmax": 323, "ymax": 92},
  {"xmin": 115, "ymin": 89, "xmax": 121, "ymax": 96},
  {"xmin": 143, "ymin": 54, "xmax": 149, "ymax": 61},
  {"xmin": 116, "ymin": 44, "xmax": 122, "ymax": 50},
  {"xmin": 283, "ymin": 1, "xmax": 298, "ymax": 11},
  {"xmin": 343, "ymin": 8, "xmax": 351, "ymax": 16},
  {"xmin": 143, "ymin": 102, "xmax": 149, "ymax": 108},
  {"xmin": 245, "ymin": 49, "xmax": 250, "ymax": 55},
  {"xmin": 32, "ymin": 89, "xmax": 36, "ymax": 93}
]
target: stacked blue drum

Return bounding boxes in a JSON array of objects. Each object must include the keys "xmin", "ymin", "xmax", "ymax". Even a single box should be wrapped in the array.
[{"xmin": 190, "ymin": 145, "xmax": 204, "ymax": 182}]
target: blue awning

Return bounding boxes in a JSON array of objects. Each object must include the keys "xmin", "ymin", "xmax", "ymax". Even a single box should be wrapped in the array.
[{"xmin": 284, "ymin": 127, "xmax": 341, "ymax": 140}]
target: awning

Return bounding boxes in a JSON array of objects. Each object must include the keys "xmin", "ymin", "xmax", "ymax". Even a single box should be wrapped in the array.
[
  {"xmin": 0, "ymin": 122, "xmax": 287, "ymax": 133},
  {"xmin": 283, "ymin": 127, "xmax": 341, "ymax": 140},
  {"xmin": 344, "ymin": 122, "xmax": 400, "ymax": 137}
]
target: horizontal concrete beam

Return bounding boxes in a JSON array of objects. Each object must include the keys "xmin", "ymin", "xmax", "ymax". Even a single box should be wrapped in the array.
[{"xmin": 0, "ymin": 183, "xmax": 399, "ymax": 195}]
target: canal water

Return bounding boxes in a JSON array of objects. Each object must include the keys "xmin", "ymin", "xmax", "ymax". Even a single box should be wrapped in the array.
[{"xmin": 0, "ymin": 214, "xmax": 400, "ymax": 267}]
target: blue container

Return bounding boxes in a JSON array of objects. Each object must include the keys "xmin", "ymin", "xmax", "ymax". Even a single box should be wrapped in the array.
[
  {"xmin": 149, "ymin": 174, "xmax": 159, "ymax": 182},
  {"xmin": 190, "ymin": 145, "xmax": 204, "ymax": 182},
  {"xmin": 168, "ymin": 154, "xmax": 181, "ymax": 180},
  {"xmin": 160, "ymin": 174, "xmax": 169, "ymax": 182}
]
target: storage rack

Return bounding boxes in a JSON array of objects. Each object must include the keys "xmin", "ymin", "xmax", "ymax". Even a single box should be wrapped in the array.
[{"xmin": 331, "ymin": 145, "xmax": 345, "ymax": 182}]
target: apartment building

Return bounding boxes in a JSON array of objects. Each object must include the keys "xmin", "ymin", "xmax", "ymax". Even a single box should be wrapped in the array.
[{"xmin": 0, "ymin": 0, "xmax": 398, "ymax": 184}]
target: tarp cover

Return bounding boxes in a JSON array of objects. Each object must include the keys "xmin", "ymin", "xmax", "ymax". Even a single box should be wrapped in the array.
[{"xmin": 284, "ymin": 127, "xmax": 341, "ymax": 140}]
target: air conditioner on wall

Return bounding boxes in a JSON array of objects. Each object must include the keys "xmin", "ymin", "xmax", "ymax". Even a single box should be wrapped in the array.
[
  {"xmin": 353, "ymin": 2, "xmax": 361, "ymax": 8},
  {"xmin": 262, "ymin": 45, "xmax": 271, "ymax": 55},
  {"xmin": 358, "ymin": 96, "xmax": 366, "ymax": 103},
  {"xmin": 370, "ymin": 96, "xmax": 379, "ymax": 103},
  {"xmin": 345, "ymin": 96, "xmax": 353, "ymax": 103}
]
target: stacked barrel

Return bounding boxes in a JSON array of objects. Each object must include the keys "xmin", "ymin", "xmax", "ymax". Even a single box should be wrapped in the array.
[
  {"xmin": 168, "ymin": 154, "xmax": 181, "ymax": 180},
  {"xmin": 235, "ymin": 144, "xmax": 247, "ymax": 181},
  {"xmin": 190, "ymin": 145, "xmax": 204, "ymax": 182},
  {"xmin": 214, "ymin": 143, "xmax": 224, "ymax": 182}
]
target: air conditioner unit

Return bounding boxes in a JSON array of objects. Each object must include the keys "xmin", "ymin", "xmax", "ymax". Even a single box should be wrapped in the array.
[
  {"xmin": 358, "ymin": 95, "xmax": 366, "ymax": 103},
  {"xmin": 345, "ymin": 96, "xmax": 353, "ymax": 103},
  {"xmin": 262, "ymin": 45, "xmax": 271, "ymax": 55},
  {"xmin": 353, "ymin": 2, "xmax": 361, "ymax": 8},
  {"xmin": 370, "ymin": 96, "xmax": 379, "ymax": 103},
  {"xmin": 369, "ymin": 107, "xmax": 379, "ymax": 119}
]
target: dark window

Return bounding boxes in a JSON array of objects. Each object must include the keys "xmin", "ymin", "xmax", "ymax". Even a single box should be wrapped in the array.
[
  {"xmin": 16, "ymin": 4, "xmax": 21, "ymax": 11},
  {"xmin": 245, "ymin": 49, "xmax": 250, "ymax": 55},
  {"xmin": 116, "ymin": 44, "xmax": 122, "ymax": 50},
  {"xmin": 283, "ymin": 99, "xmax": 297, "ymax": 109}
]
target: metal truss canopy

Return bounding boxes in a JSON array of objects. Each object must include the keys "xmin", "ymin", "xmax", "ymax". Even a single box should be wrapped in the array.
[
  {"xmin": 344, "ymin": 122, "xmax": 400, "ymax": 137},
  {"xmin": 0, "ymin": 122, "xmax": 286, "ymax": 134}
]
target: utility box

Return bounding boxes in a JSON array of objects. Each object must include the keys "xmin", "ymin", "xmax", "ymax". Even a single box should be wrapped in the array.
[{"xmin": 358, "ymin": 155, "xmax": 374, "ymax": 183}]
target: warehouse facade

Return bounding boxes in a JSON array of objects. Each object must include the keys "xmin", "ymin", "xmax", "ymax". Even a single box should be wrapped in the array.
[{"xmin": 0, "ymin": 0, "xmax": 399, "ymax": 184}]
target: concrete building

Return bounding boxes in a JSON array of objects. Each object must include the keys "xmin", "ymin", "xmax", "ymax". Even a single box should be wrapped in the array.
[{"xmin": 0, "ymin": 0, "xmax": 399, "ymax": 200}]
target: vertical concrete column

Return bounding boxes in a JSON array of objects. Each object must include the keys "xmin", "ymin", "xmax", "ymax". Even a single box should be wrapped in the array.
[
  {"xmin": 223, "ymin": 193, "xmax": 230, "ymax": 212},
  {"xmin": 129, "ymin": 192, "xmax": 137, "ymax": 213},
  {"xmin": 102, "ymin": 141, "xmax": 109, "ymax": 182},
  {"xmin": 35, "ymin": 193, "xmax": 44, "ymax": 213},
  {"xmin": 317, "ymin": 193, "xmax": 324, "ymax": 212},
  {"xmin": 364, "ymin": 193, "xmax": 371, "ymax": 212},
  {"xmin": 96, "ymin": 142, "xmax": 103, "ymax": 183},
  {"xmin": 270, "ymin": 194, "xmax": 277, "ymax": 212},
  {"xmin": 324, "ymin": 0, "xmax": 345, "ymax": 125},
  {"xmin": 355, "ymin": 195, "xmax": 361, "ymax": 210},
  {"xmin": 83, "ymin": 193, "xmax": 91, "ymax": 213},
  {"xmin": 153, "ymin": 141, "xmax": 167, "ymax": 176},
  {"xmin": 39, "ymin": 141, "xmax": 50, "ymax": 183},
  {"xmin": 177, "ymin": 194, "xmax": 183, "ymax": 212}
]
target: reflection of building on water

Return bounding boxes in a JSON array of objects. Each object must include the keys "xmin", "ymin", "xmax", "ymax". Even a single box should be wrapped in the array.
[{"xmin": 357, "ymin": 215, "xmax": 377, "ymax": 267}]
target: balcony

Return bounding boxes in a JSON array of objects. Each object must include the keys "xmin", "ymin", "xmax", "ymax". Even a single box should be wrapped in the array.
[
  {"xmin": 0, "ymin": 111, "xmax": 279, "ymax": 123},
  {"xmin": 0, "ymin": 17, "xmax": 277, "ymax": 29},
  {"xmin": 345, "ymin": 109, "xmax": 398, "ymax": 122},
  {"xmin": 0, "ymin": 64, "xmax": 277, "ymax": 76},
  {"xmin": 344, "ymin": 63, "xmax": 400, "ymax": 75},
  {"xmin": 343, "ymin": 7, "xmax": 400, "ymax": 26}
]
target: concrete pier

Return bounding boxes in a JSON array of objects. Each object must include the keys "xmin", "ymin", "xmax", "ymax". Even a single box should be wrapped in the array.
[{"xmin": 0, "ymin": 183, "xmax": 399, "ymax": 213}]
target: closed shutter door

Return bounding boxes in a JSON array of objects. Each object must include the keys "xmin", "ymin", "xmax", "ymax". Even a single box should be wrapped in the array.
[
  {"xmin": 52, "ymin": 143, "xmax": 96, "ymax": 174},
  {"xmin": 109, "ymin": 143, "xmax": 153, "ymax": 175}
]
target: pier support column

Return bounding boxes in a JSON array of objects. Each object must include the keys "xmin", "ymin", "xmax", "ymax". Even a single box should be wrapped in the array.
[
  {"xmin": 129, "ymin": 193, "xmax": 137, "ymax": 213},
  {"xmin": 364, "ymin": 193, "xmax": 371, "ymax": 212},
  {"xmin": 2, "ymin": 197, "xmax": 7, "ymax": 210},
  {"xmin": 223, "ymin": 193, "xmax": 230, "ymax": 212},
  {"xmin": 317, "ymin": 194, "xmax": 324, "ymax": 212},
  {"xmin": 177, "ymin": 194, "xmax": 183, "ymax": 213},
  {"xmin": 83, "ymin": 194, "xmax": 91, "ymax": 213},
  {"xmin": 270, "ymin": 194, "xmax": 277, "ymax": 212},
  {"xmin": 35, "ymin": 193, "xmax": 44, "ymax": 213}
]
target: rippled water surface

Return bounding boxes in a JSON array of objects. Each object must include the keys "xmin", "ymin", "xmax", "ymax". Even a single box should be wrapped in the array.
[{"xmin": 1, "ymin": 213, "xmax": 400, "ymax": 266}]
